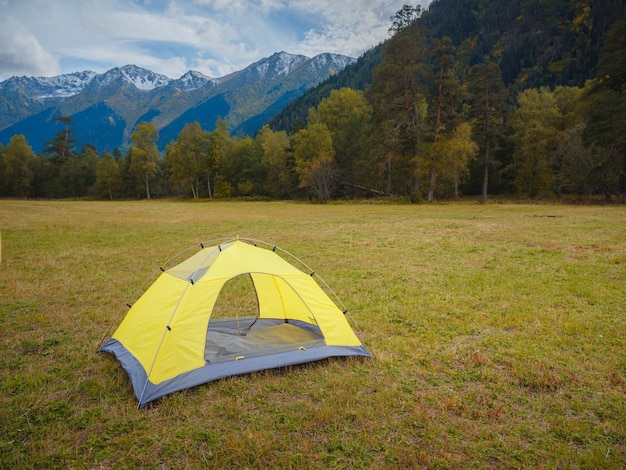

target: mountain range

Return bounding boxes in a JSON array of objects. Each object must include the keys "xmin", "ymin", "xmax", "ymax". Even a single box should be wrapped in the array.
[{"xmin": 0, "ymin": 52, "xmax": 355, "ymax": 153}]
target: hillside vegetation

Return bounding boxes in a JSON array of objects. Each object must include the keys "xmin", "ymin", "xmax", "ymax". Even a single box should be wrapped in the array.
[
  {"xmin": 271, "ymin": 0, "xmax": 626, "ymax": 129},
  {"xmin": 1, "ymin": 0, "xmax": 625, "ymax": 202}
]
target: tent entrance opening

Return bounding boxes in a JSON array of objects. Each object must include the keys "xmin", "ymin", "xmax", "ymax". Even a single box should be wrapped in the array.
[{"xmin": 205, "ymin": 273, "xmax": 325, "ymax": 363}]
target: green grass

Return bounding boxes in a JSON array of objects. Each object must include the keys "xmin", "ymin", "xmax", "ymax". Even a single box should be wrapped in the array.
[{"xmin": 1, "ymin": 200, "xmax": 625, "ymax": 469}]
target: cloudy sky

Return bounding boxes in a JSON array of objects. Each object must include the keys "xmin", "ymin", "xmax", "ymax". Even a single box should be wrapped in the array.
[{"xmin": 0, "ymin": 0, "xmax": 430, "ymax": 81}]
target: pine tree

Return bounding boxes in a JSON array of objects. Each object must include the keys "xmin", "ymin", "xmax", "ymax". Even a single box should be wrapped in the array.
[
  {"xmin": 369, "ymin": 24, "xmax": 429, "ymax": 196},
  {"xmin": 425, "ymin": 36, "xmax": 463, "ymax": 202},
  {"xmin": 585, "ymin": 19, "xmax": 626, "ymax": 201},
  {"xmin": 468, "ymin": 60, "xmax": 508, "ymax": 201}
]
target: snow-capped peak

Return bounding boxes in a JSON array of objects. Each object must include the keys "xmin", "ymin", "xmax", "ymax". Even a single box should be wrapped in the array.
[
  {"xmin": 251, "ymin": 52, "xmax": 309, "ymax": 78},
  {"xmin": 117, "ymin": 65, "xmax": 171, "ymax": 90},
  {"xmin": 0, "ymin": 51, "xmax": 356, "ymax": 103},
  {"xmin": 85, "ymin": 65, "xmax": 172, "ymax": 92},
  {"xmin": 176, "ymin": 70, "xmax": 215, "ymax": 91},
  {"xmin": 0, "ymin": 71, "xmax": 98, "ymax": 99},
  {"xmin": 308, "ymin": 53, "xmax": 357, "ymax": 73}
]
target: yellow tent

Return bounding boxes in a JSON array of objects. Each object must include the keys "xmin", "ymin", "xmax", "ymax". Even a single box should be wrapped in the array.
[{"xmin": 99, "ymin": 238, "xmax": 369, "ymax": 406}]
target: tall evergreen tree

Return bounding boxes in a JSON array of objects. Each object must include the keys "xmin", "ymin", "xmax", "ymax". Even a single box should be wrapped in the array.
[
  {"xmin": 369, "ymin": 22, "xmax": 429, "ymax": 196},
  {"xmin": 467, "ymin": 60, "xmax": 508, "ymax": 201},
  {"xmin": 425, "ymin": 36, "xmax": 463, "ymax": 202},
  {"xmin": 584, "ymin": 19, "xmax": 626, "ymax": 201},
  {"xmin": 583, "ymin": 90, "xmax": 626, "ymax": 200},
  {"xmin": 42, "ymin": 115, "xmax": 78, "ymax": 197},
  {"xmin": 595, "ymin": 19, "xmax": 626, "ymax": 96},
  {"xmin": 388, "ymin": 4, "xmax": 422, "ymax": 34},
  {"xmin": 43, "ymin": 116, "xmax": 77, "ymax": 161}
]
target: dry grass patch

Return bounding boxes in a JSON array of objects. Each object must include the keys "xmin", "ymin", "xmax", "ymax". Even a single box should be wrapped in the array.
[{"xmin": 1, "ymin": 200, "xmax": 625, "ymax": 468}]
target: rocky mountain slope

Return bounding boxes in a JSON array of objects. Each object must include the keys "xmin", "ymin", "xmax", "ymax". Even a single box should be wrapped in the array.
[{"xmin": 0, "ymin": 52, "xmax": 355, "ymax": 152}]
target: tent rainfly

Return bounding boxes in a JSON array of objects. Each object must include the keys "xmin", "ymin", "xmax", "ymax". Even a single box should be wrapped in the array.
[{"xmin": 99, "ymin": 237, "xmax": 369, "ymax": 406}]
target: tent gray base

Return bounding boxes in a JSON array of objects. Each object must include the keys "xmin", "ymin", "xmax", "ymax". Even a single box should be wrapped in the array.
[
  {"xmin": 204, "ymin": 317, "xmax": 326, "ymax": 363},
  {"xmin": 99, "ymin": 320, "xmax": 369, "ymax": 406}
]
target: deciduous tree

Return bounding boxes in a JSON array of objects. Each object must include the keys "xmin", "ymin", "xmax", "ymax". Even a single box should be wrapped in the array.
[
  {"xmin": 207, "ymin": 119, "xmax": 232, "ymax": 198},
  {"xmin": 257, "ymin": 125, "xmax": 295, "ymax": 198},
  {"xmin": 95, "ymin": 151, "xmax": 121, "ymax": 199},
  {"xmin": 511, "ymin": 88, "xmax": 560, "ymax": 197},
  {"xmin": 3, "ymin": 135, "xmax": 35, "ymax": 197},
  {"xmin": 446, "ymin": 122, "xmax": 479, "ymax": 197},
  {"xmin": 129, "ymin": 121, "xmax": 159, "ymax": 199},
  {"xmin": 293, "ymin": 123, "xmax": 337, "ymax": 202},
  {"xmin": 166, "ymin": 122, "xmax": 209, "ymax": 198},
  {"xmin": 312, "ymin": 88, "xmax": 372, "ymax": 198}
]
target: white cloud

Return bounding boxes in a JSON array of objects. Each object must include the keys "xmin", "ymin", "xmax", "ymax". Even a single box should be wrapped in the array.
[
  {"xmin": 285, "ymin": 0, "xmax": 406, "ymax": 55},
  {"xmin": 0, "ymin": 14, "xmax": 61, "ymax": 78},
  {"xmin": 0, "ymin": 0, "xmax": 430, "ymax": 80}
]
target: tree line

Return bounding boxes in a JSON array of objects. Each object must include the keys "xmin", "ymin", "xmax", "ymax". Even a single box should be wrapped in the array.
[{"xmin": 1, "ymin": 13, "xmax": 624, "ymax": 202}]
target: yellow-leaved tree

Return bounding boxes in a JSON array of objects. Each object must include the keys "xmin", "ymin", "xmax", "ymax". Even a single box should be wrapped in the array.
[
  {"xmin": 129, "ymin": 121, "xmax": 159, "ymax": 199},
  {"xmin": 293, "ymin": 123, "xmax": 336, "ymax": 202}
]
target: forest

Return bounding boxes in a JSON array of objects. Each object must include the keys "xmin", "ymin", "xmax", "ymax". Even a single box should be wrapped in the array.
[{"xmin": 1, "ymin": 1, "xmax": 625, "ymax": 202}]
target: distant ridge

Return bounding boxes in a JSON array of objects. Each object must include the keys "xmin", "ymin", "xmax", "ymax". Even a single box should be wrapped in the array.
[{"xmin": 0, "ymin": 52, "xmax": 355, "ymax": 152}]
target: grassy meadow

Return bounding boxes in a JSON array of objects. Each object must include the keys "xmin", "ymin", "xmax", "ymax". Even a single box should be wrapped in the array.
[{"xmin": 1, "ymin": 200, "xmax": 625, "ymax": 469}]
